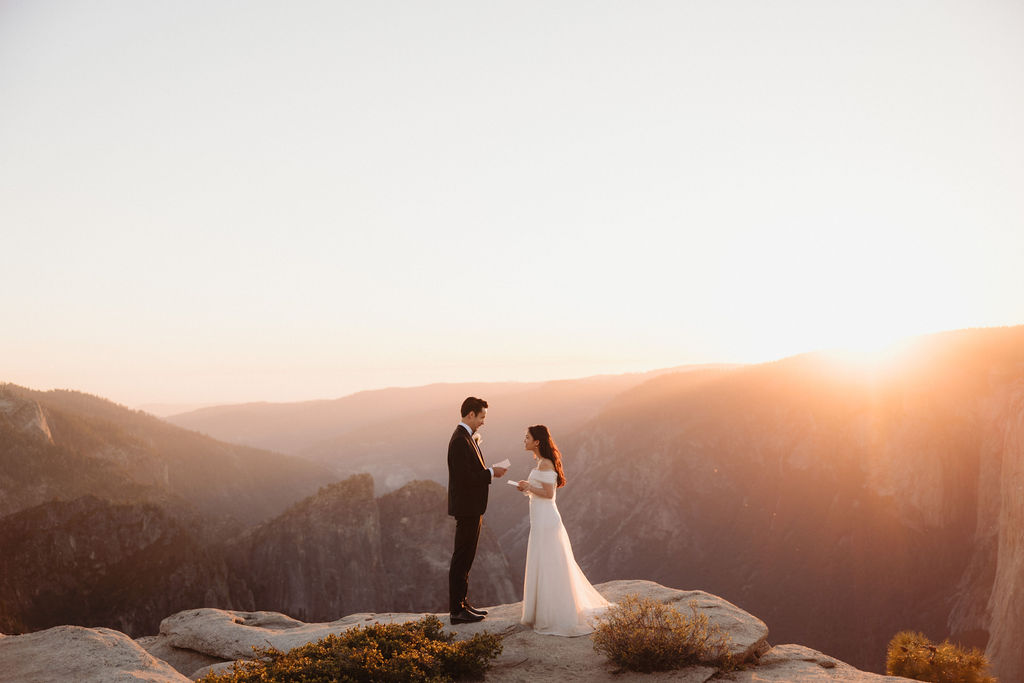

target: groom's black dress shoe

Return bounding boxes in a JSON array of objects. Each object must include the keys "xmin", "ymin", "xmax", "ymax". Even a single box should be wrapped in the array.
[
  {"xmin": 463, "ymin": 603, "xmax": 488, "ymax": 616},
  {"xmin": 450, "ymin": 609, "xmax": 485, "ymax": 624}
]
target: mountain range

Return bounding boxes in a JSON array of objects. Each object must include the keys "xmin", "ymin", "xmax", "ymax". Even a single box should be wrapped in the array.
[
  {"xmin": 163, "ymin": 326, "xmax": 1024, "ymax": 680},
  {"xmin": 0, "ymin": 385, "xmax": 331, "ymax": 525},
  {"xmin": 165, "ymin": 367, "xmax": 718, "ymax": 492},
  {"xmin": 3, "ymin": 326, "xmax": 1023, "ymax": 679},
  {"xmin": 0, "ymin": 387, "xmax": 515, "ymax": 637}
]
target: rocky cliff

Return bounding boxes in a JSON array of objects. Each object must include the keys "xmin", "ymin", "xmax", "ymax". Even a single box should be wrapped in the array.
[
  {"xmin": 949, "ymin": 378, "xmax": 1024, "ymax": 682},
  {"xmin": 377, "ymin": 478, "xmax": 516, "ymax": 611},
  {"xmin": 0, "ymin": 580, "xmax": 915, "ymax": 682},
  {"xmin": 229, "ymin": 474, "xmax": 517, "ymax": 619},
  {"xmin": 0, "ymin": 473, "xmax": 515, "ymax": 637},
  {"xmin": 0, "ymin": 496, "xmax": 232, "ymax": 636}
]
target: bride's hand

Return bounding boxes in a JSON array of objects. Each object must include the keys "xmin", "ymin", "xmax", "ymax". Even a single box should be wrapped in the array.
[{"xmin": 516, "ymin": 480, "xmax": 530, "ymax": 492}]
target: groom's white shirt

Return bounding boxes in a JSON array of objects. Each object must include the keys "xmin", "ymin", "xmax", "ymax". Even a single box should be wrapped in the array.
[{"xmin": 460, "ymin": 422, "xmax": 493, "ymax": 478}]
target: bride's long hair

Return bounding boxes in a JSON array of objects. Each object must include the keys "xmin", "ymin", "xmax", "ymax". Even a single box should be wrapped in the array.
[{"xmin": 529, "ymin": 424, "xmax": 566, "ymax": 488}]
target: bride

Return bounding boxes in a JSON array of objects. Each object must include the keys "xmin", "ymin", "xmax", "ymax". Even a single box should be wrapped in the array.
[{"xmin": 516, "ymin": 424, "xmax": 611, "ymax": 636}]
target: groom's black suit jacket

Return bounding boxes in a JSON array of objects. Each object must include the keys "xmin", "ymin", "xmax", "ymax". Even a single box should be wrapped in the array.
[{"xmin": 447, "ymin": 426, "xmax": 492, "ymax": 517}]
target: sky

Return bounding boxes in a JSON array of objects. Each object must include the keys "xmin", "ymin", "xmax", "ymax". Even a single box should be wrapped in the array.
[{"xmin": 2, "ymin": 1, "xmax": 1023, "ymax": 408}]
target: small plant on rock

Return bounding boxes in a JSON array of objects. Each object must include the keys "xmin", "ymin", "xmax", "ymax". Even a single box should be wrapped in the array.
[
  {"xmin": 197, "ymin": 615, "xmax": 502, "ymax": 683},
  {"xmin": 886, "ymin": 631, "xmax": 997, "ymax": 683},
  {"xmin": 591, "ymin": 594, "xmax": 733, "ymax": 673}
]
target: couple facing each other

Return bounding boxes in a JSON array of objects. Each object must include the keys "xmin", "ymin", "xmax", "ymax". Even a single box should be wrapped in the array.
[{"xmin": 447, "ymin": 396, "xmax": 611, "ymax": 636}]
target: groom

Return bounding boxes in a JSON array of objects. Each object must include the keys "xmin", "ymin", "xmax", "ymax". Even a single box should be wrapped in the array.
[{"xmin": 447, "ymin": 396, "xmax": 507, "ymax": 624}]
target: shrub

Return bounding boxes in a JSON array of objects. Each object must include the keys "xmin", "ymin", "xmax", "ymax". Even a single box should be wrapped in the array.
[
  {"xmin": 197, "ymin": 615, "xmax": 502, "ymax": 683},
  {"xmin": 886, "ymin": 631, "xmax": 997, "ymax": 683},
  {"xmin": 591, "ymin": 595, "xmax": 733, "ymax": 673}
]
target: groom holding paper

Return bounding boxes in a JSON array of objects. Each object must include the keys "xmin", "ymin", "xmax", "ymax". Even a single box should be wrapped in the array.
[{"xmin": 447, "ymin": 396, "xmax": 509, "ymax": 624}]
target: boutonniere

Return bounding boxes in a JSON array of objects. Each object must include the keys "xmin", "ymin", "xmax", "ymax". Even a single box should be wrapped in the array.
[{"xmin": 472, "ymin": 432, "xmax": 483, "ymax": 446}]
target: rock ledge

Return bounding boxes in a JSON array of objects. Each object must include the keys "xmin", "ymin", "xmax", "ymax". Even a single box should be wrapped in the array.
[{"xmin": 0, "ymin": 581, "xmax": 911, "ymax": 682}]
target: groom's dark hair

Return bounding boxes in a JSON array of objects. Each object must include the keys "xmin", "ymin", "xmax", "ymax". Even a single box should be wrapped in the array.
[{"xmin": 461, "ymin": 396, "xmax": 488, "ymax": 417}]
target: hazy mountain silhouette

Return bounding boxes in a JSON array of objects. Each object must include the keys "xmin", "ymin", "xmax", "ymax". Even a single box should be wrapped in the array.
[
  {"xmin": 0, "ymin": 384, "xmax": 334, "ymax": 525},
  {"xmin": 167, "ymin": 369, "xmax": 732, "ymax": 493},
  {"xmin": 166, "ymin": 382, "xmax": 537, "ymax": 454}
]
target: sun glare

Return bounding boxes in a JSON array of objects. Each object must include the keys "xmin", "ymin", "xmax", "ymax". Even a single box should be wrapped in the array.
[{"xmin": 820, "ymin": 339, "xmax": 912, "ymax": 376}]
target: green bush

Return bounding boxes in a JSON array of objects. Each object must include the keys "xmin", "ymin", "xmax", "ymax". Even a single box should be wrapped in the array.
[
  {"xmin": 591, "ymin": 595, "xmax": 733, "ymax": 673},
  {"xmin": 886, "ymin": 631, "xmax": 997, "ymax": 683},
  {"xmin": 197, "ymin": 615, "xmax": 502, "ymax": 683}
]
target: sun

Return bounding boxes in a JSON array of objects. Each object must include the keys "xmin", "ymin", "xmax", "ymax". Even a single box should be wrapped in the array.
[{"xmin": 819, "ymin": 336, "xmax": 914, "ymax": 376}]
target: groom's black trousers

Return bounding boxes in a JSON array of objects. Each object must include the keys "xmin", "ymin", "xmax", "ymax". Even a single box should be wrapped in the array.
[{"xmin": 449, "ymin": 514, "xmax": 482, "ymax": 613}]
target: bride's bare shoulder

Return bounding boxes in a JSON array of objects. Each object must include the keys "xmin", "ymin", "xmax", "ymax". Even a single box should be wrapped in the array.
[{"xmin": 537, "ymin": 462, "xmax": 555, "ymax": 471}]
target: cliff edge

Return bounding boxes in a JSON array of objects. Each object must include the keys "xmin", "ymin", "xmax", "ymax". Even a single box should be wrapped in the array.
[{"xmin": 0, "ymin": 580, "xmax": 912, "ymax": 682}]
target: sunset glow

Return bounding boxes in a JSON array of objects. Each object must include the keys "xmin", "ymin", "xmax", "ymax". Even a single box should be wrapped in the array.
[
  {"xmin": 819, "ymin": 345, "xmax": 911, "ymax": 378},
  {"xmin": 1, "ymin": 1, "xmax": 1022, "ymax": 407}
]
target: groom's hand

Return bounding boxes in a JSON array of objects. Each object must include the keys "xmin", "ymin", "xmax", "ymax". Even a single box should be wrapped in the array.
[{"xmin": 492, "ymin": 466, "xmax": 508, "ymax": 478}]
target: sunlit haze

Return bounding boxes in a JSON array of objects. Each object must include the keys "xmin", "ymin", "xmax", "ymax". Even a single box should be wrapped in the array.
[{"xmin": 2, "ymin": 1, "xmax": 1022, "ymax": 407}]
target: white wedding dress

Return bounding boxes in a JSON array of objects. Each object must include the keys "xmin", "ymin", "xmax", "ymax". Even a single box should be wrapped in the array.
[{"xmin": 520, "ymin": 468, "xmax": 611, "ymax": 636}]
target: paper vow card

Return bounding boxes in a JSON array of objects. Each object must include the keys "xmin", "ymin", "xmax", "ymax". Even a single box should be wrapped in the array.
[
  {"xmin": 493, "ymin": 459, "xmax": 511, "ymax": 469},
  {"xmin": 507, "ymin": 480, "xmax": 520, "ymax": 487}
]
